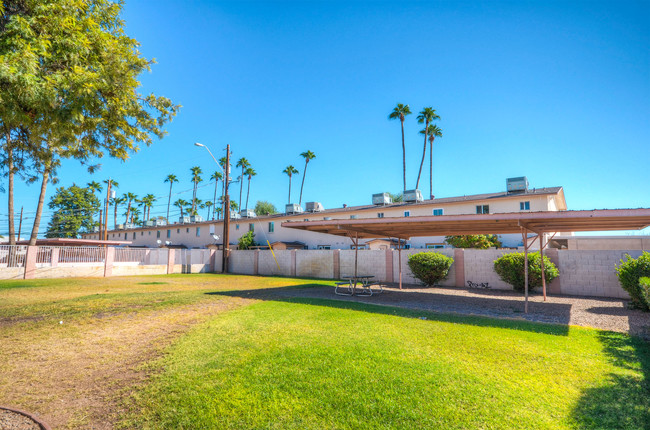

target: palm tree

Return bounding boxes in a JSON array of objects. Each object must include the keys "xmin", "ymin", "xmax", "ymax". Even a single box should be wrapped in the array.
[
  {"xmin": 235, "ymin": 158, "xmax": 250, "ymax": 210},
  {"xmin": 298, "ymin": 150, "xmax": 316, "ymax": 205},
  {"xmin": 86, "ymin": 181, "xmax": 103, "ymax": 226},
  {"xmin": 283, "ymin": 165, "xmax": 299, "ymax": 204},
  {"xmin": 111, "ymin": 196, "xmax": 125, "ymax": 229},
  {"xmin": 102, "ymin": 179, "xmax": 118, "ymax": 228},
  {"xmin": 415, "ymin": 107, "xmax": 440, "ymax": 189},
  {"xmin": 123, "ymin": 193, "xmax": 137, "ymax": 224},
  {"xmin": 204, "ymin": 201, "xmax": 213, "ymax": 219},
  {"xmin": 174, "ymin": 199, "xmax": 188, "ymax": 218},
  {"xmin": 141, "ymin": 194, "xmax": 156, "ymax": 221},
  {"xmin": 388, "ymin": 103, "xmax": 412, "ymax": 191},
  {"xmin": 420, "ymin": 124, "xmax": 443, "ymax": 199},
  {"xmin": 210, "ymin": 171, "xmax": 222, "ymax": 220},
  {"xmin": 164, "ymin": 174, "xmax": 178, "ymax": 222},
  {"xmin": 244, "ymin": 167, "xmax": 257, "ymax": 212},
  {"xmin": 190, "ymin": 166, "xmax": 203, "ymax": 213},
  {"xmin": 214, "ymin": 206, "xmax": 223, "ymax": 220}
]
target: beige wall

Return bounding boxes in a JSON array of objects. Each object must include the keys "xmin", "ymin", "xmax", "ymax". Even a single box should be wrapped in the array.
[{"xmin": 562, "ymin": 236, "xmax": 650, "ymax": 251}]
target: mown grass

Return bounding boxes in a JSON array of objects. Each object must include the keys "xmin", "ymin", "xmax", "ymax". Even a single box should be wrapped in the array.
[
  {"xmin": 122, "ymin": 297, "xmax": 650, "ymax": 430},
  {"xmin": 1, "ymin": 275, "xmax": 648, "ymax": 429}
]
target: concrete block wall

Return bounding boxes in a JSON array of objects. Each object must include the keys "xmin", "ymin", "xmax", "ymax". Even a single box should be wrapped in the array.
[
  {"xmin": 464, "ymin": 249, "xmax": 518, "ymax": 290},
  {"xmin": 258, "ymin": 250, "xmax": 294, "ymax": 277},
  {"xmin": 296, "ymin": 250, "xmax": 334, "ymax": 279},
  {"xmin": 340, "ymin": 250, "xmax": 387, "ymax": 282},
  {"xmin": 229, "ymin": 250, "xmax": 256, "ymax": 275},
  {"xmin": 557, "ymin": 250, "xmax": 642, "ymax": 299}
]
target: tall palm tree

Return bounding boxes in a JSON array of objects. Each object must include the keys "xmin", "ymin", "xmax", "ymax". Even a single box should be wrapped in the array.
[
  {"xmin": 102, "ymin": 179, "xmax": 118, "ymax": 228},
  {"xmin": 420, "ymin": 124, "xmax": 443, "ymax": 199},
  {"xmin": 204, "ymin": 201, "xmax": 213, "ymax": 220},
  {"xmin": 415, "ymin": 107, "xmax": 440, "ymax": 189},
  {"xmin": 235, "ymin": 158, "xmax": 250, "ymax": 210},
  {"xmin": 244, "ymin": 167, "xmax": 257, "ymax": 212},
  {"xmin": 298, "ymin": 150, "xmax": 316, "ymax": 205},
  {"xmin": 86, "ymin": 181, "xmax": 103, "ymax": 226},
  {"xmin": 210, "ymin": 171, "xmax": 222, "ymax": 220},
  {"xmin": 164, "ymin": 174, "xmax": 178, "ymax": 222},
  {"xmin": 218, "ymin": 156, "xmax": 229, "ymax": 202},
  {"xmin": 190, "ymin": 166, "xmax": 203, "ymax": 213},
  {"xmin": 123, "ymin": 193, "xmax": 137, "ymax": 224},
  {"xmin": 283, "ymin": 165, "xmax": 299, "ymax": 204},
  {"xmin": 388, "ymin": 103, "xmax": 412, "ymax": 191},
  {"xmin": 141, "ymin": 194, "xmax": 156, "ymax": 221},
  {"xmin": 214, "ymin": 206, "xmax": 223, "ymax": 220}
]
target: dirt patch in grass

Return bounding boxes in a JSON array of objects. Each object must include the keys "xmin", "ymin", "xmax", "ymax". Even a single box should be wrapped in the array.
[{"xmin": 0, "ymin": 297, "xmax": 252, "ymax": 429}]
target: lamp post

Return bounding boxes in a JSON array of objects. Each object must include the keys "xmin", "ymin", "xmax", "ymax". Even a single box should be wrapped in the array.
[{"xmin": 195, "ymin": 142, "xmax": 231, "ymax": 273}]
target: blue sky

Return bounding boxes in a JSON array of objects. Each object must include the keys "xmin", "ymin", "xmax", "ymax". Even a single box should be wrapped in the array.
[{"xmin": 4, "ymin": 0, "xmax": 650, "ymax": 237}]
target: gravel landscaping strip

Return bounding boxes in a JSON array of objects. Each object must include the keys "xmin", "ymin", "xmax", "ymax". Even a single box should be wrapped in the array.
[{"xmin": 0, "ymin": 409, "xmax": 43, "ymax": 430}]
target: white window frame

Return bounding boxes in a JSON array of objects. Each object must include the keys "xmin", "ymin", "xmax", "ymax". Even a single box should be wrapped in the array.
[
  {"xmin": 520, "ymin": 201, "xmax": 530, "ymax": 211},
  {"xmin": 268, "ymin": 222, "xmax": 274, "ymax": 233},
  {"xmin": 377, "ymin": 213, "xmax": 384, "ymax": 218},
  {"xmin": 476, "ymin": 205, "xmax": 489, "ymax": 214}
]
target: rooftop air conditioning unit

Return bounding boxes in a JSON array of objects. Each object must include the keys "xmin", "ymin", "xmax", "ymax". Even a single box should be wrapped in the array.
[
  {"xmin": 230, "ymin": 212, "xmax": 241, "ymax": 219},
  {"xmin": 507, "ymin": 176, "xmax": 529, "ymax": 193},
  {"xmin": 286, "ymin": 204, "xmax": 303, "ymax": 214},
  {"xmin": 372, "ymin": 193, "xmax": 393, "ymax": 205},
  {"xmin": 305, "ymin": 202, "xmax": 324, "ymax": 212},
  {"xmin": 116, "ymin": 224, "xmax": 125, "ymax": 230},
  {"xmin": 190, "ymin": 215, "xmax": 204, "ymax": 223},
  {"xmin": 153, "ymin": 218, "xmax": 167, "ymax": 226},
  {"xmin": 144, "ymin": 220, "xmax": 156, "ymax": 227},
  {"xmin": 240, "ymin": 209, "xmax": 256, "ymax": 218},
  {"xmin": 179, "ymin": 216, "xmax": 191, "ymax": 224},
  {"xmin": 124, "ymin": 223, "xmax": 135, "ymax": 229},
  {"xmin": 403, "ymin": 189, "xmax": 423, "ymax": 203}
]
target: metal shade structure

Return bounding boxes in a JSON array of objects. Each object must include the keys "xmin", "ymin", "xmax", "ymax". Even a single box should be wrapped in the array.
[{"xmin": 282, "ymin": 208, "xmax": 650, "ymax": 312}]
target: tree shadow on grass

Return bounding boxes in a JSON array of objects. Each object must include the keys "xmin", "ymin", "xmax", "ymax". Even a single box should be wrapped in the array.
[
  {"xmin": 571, "ymin": 330, "xmax": 650, "ymax": 429},
  {"xmin": 206, "ymin": 285, "xmax": 571, "ymax": 336}
]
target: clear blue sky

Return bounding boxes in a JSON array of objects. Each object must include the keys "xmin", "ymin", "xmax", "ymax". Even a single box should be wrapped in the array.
[{"xmin": 4, "ymin": 0, "xmax": 650, "ymax": 237}]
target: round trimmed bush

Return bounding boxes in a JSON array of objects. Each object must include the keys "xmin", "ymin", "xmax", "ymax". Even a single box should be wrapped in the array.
[
  {"xmin": 615, "ymin": 252, "xmax": 650, "ymax": 310},
  {"xmin": 407, "ymin": 252, "xmax": 454, "ymax": 287},
  {"xmin": 640, "ymin": 277, "xmax": 650, "ymax": 310},
  {"xmin": 493, "ymin": 252, "xmax": 559, "ymax": 293}
]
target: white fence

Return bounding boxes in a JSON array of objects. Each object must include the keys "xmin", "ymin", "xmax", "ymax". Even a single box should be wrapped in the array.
[{"xmin": 0, "ymin": 245, "xmax": 27, "ymax": 267}]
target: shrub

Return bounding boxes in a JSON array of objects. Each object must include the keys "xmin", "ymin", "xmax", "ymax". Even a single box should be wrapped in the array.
[
  {"xmin": 445, "ymin": 234, "xmax": 502, "ymax": 249},
  {"xmin": 640, "ymin": 277, "xmax": 650, "ymax": 310},
  {"xmin": 493, "ymin": 252, "xmax": 559, "ymax": 293},
  {"xmin": 615, "ymin": 252, "xmax": 650, "ymax": 310},
  {"xmin": 237, "ymin": 231, "xmax": 256, "ymax": 250},
  {"xmin": 407, "ymin": 252, "xmax": 454, "ymax": 286}
]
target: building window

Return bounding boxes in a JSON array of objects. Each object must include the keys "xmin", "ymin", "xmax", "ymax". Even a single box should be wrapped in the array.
[
  {"xmin": 476, "ymin": 205, "xmax": 489, "ymax": 214},
  {"xmin": 350, "ymin": 215, "xmax": 358, "ymax": 219},
  {"xmin": 404, "ymin": 244, "xmax": 411, "ymax": 249},
  {"xmin": 269, "ymin": 222, "xmax": 274, "ymax": 233},
  {"xmin": 404, "ymin": 211, "xmax": 410, "ymax": 217},
  {"xmin": 196, "ymin": 227, "xmax": 201, "ymax": 237},
  {"xmin": 377, "ymin": 213, "xmax": 384, "ymax": 218},
  {"xmin": 317, "ymin": 245, "xmax": 331, "ymax": 250},
  {"xmin": 176, "ymin": 228, "xmax": 180, "ymax": 234},
  {"xmin": 433, "ymin": 208, "xmax": 443, "ymax": 216},
  {"xmin": 304, "ymin": 219, "xmax": 310, "ymax": 221},
  {"xmin": 148, "ymin": 231, "xmax": 151, "ymax": 235},
  {"xmin": 426, "ymin": 243, "xmax": 445, "ymax": 249},
  {"xmin": 167, "ymin": 230, "xmax": 171, "ymax": 239},
  {"xmin": 236, "ymin": 224, "xmax": 240, "ymax": 230},
  {"xmin": 157, "ymin": 231, "xmax": 160, "ymax": 238},
  {"xmin": 133, "ymin": 232, "xmax": 136, "ymax": 239},
  {"xmin": 141, "ymin": 231, "xmax": 143, "ymax": 236},
  {"xmin": 249, "ymin": 223, "xmax": 254, "ymax": 232},
  {"xmin": 520, "ymin": 201, "xmax": 530, "ymax": 210},
  {"xmin": 186, "ymin": 228, "xmax": 190, "ymax": 233}
]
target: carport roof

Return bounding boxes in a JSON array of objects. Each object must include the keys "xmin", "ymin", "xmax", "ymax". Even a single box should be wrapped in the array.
[{"xmin": 281, "ymin": 209, "xmax": 650, "ymax": 239}]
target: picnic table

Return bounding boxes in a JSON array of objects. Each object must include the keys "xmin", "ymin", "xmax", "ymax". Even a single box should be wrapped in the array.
[{"xmin": 335, "ymin": 275, "xmax": 383, "ymax": 296}]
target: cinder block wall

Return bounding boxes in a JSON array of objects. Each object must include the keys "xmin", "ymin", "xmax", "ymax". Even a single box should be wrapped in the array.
[
  {"xmin": 296, "ymin": 250, "xmax": 334, "ymax": 279},
  {"xmin": 463, "ymin": 249, "xmax": 518, "ymax": 290}
]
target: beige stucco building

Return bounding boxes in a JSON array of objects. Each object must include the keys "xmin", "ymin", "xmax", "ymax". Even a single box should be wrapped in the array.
[{"xmin": 82, "ymin": 185, "xmax": 568, "ymax": 250}]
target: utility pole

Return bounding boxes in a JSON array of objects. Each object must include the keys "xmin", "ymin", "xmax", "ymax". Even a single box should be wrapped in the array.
[
  {"xmin": 223, "ymin": 144, "xmax": 231, "ymax": 273},
  {"xmin": 17, "ymin": 206, "xmax": 23, "ymax": 242},
  {"xmin": 104, "ymin": 180, "xmax": 112, "ymax": 241},
  {"xmin": 99, "ymin": 209, "xmax": 103, "ymax": 240}
]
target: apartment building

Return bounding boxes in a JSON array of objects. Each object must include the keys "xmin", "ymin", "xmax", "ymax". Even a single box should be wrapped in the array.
[{"xmin": 82, "ymin": 180, "xmax": 568, "ymax": 250}]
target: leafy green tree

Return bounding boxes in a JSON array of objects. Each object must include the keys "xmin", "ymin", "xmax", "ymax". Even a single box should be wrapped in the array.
[
  {"xmin": 0, "ymin": 0, "xmax": 179, "ymax": 245},
  {"xmin": 164, "ymin": 174, "xmax": 178, "ymax": 222},
  {"xmin": 45, "ymin": 184, "xmax": 100, "ymax": 238},
  {"xmin": 420, "ymin": 124, "xmax": 443, "ymax": 199},
  {"xmin": 244, "ymin": 167, "xmax": 256, "ymax": 212},
  {"xmin": 445, "ymin": 235, "xmax": 502, "ymax": 249},
  {"xmin": 236, "ymin": 158, "xmax": 250, "ymax": 210},
  {"xmin": 388, "ymin": 103, "xmax": 412, "ymax": 191},
  {"xmin": 254, "ymin": 201, "xmax": 277, "ymax": 216},
  {"xmin": 388, "ymin": 192, "xmax": 403, "ymax": 203},
  {"xmin": 238, "ymin": 230, "xmax": 256, "ymax": 250},
  {"xmin": 299, "ymin": 150, "xmax": 316, "ymax": 205},
  {"xmin": 415, "ymin": 108, "xmax": 440, "ymax": 189},
  {"xmin": 283, "ymin": 165, "xmax": 299, "ymax": 204}
]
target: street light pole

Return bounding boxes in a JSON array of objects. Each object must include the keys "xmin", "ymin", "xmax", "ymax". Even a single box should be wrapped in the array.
[{"xmin": 222, "ymin": 144, "xmax": 231, "ymax": 273}]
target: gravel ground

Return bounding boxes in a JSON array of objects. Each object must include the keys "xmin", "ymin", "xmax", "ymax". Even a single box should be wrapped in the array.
[
  {"xmin": 0, "ymin": 409, "xmax": 41, "ymax": 430},
  {"xmin": 274, "ymin": 284, "xmax": 650, "ymax": 338}
]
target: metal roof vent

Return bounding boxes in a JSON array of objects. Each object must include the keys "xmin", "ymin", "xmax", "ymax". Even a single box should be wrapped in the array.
[
  {"xmin": 403, "ymin": 189, "xmax": 423, "ymax": 203},
  {"xmin": 507, "ymin": 177, "xmax": 529, "ymax": 194}
]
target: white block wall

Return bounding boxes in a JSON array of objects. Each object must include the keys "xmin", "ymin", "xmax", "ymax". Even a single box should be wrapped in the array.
[{"xmin": 464, "ymin": 249, "xmax": 518, "ymax": 290}]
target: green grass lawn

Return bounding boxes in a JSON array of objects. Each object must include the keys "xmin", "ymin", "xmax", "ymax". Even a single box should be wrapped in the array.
[{"xmin": 1, "ymin": 275, "xmax": 648, "ymax": 429}]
